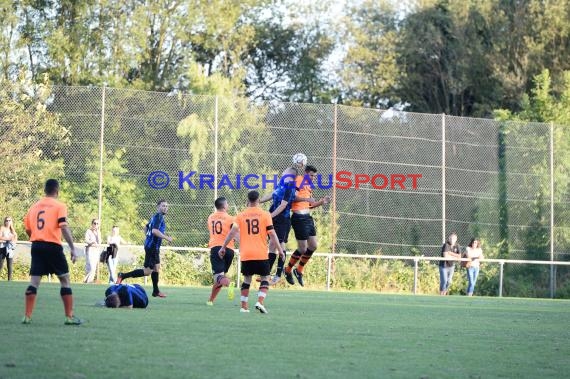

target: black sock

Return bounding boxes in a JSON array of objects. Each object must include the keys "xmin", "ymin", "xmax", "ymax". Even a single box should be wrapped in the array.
[
  {"xmin": 151, "ymin": 271, "xmax": 159, "ymax": 293},
  {"xmin": 276, "ymin": 251, "xmax": 287, "ymax": 277},
  {"xmin": 268, "ymin": 253, "xmax": 277, "ymax": 271},
  {"xmin": 122, "ymin": 269, "xmax": 145, "ymax": 279}
]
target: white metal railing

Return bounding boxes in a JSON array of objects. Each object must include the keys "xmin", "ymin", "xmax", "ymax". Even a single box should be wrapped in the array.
[{"xmin": 15, "ymin": 242, "xmax": 570, "ymax": 298}]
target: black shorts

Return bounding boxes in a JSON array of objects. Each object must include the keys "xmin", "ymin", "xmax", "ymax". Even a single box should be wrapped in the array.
[
  {"xmin": 143, "ymin": 247, "xmax": 160, "ymax": 268},
  {"xmin": 291, "ymin": 213, "xmax": 316, "ymax": 241},
  {"xmin": 30, "ymin": 241, "xmax": 69, "ymax": 277},
  {"xmin": 241, "ymin": 260, "xmax": 270, "ymax": 277},
  {"xmin": 210, "ymin": 246, "xmax": 234, "ymax": 274},
  {"xmin": 272, "ymin": 214, "xmax": 291, "ymax": 243}
]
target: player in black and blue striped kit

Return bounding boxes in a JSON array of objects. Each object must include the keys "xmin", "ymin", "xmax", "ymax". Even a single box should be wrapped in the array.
[
  {"xmin": 260, "ymin": 180, "xmax": 300, "ymax": 284},
  {"xmin": 105, "ymin": 284, "xmax": 149, "ymax": 308},
  {"xmin": 117, "ymin": 200, "xmax": 172, "ymax": 298}
]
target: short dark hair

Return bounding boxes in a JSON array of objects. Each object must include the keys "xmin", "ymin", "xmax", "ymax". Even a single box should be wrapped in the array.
[
  {"xmin": 468, "ymin": 238, "xmax": 480, "ymax": 248},
  {"xmin": 247, "ymin": 190, "xmax": 260, "ymax": 203},
  {"xmin": 305, "ymin": 165, "xmax": 318, "ymax": 173},
  {"xmin": 44, "ymin": 179, "xmax": 59, "ymax": 195},
  {"xmin": 157, "ymin": 199, "xmax": 167, "ymax": 206},
  {"xmin": 105, "ymin": 292, "xmax": 120, "ymax": 308},
  {"xmin": 214, "ymin": 197, "xmax": 227, "ymax": 210}
]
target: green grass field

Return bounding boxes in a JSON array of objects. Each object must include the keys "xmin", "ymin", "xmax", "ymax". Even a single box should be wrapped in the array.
[{"xmin": 0, "ymin": 281, "xmax": 569, "ymax": 379}]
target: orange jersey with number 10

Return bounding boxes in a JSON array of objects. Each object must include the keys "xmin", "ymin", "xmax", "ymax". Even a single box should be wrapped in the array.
[
  {"xmin": 235, "ymin": 206, "xmax": 273, "ymax": 261},
  {"xmin": 207, "ymin": 211, "xmax": 235, "ymax": 249},
  {"xmin": 24, "ymin": 197, "xmax": 68, "ymax": 245}
]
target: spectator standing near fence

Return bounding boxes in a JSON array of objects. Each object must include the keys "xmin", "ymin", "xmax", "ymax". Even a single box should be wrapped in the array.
[
  {"xmin": 22, "ymin": 179, "xmax": 82, "ymax": 325},
  {"xmin": 439, "ymin": 232, "xmax": 461, "ymax": 295},
  {"xmin": 0, "ymin": 217, "xmax": 17, "ymax": 281},
  {"xmin": 464, "ymin": 238, "xmax": 484, "ymax": 296},
  {"xmin": 83, "ymin": 219, "xmax": 100, "ymax": 283}
]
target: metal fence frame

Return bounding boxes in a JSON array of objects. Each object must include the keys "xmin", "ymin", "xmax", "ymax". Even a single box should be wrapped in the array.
[
  {"xmin": 3, "ymin": 86, "xmax": 567, "ymax": 297},
  {"xmin": 30, "ymin": 241, "xmax": 570, "ymax": 298}
]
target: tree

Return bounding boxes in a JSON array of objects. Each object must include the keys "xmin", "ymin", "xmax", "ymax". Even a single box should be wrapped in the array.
[
  {"xmin": 396, "ymin": 1, "xmax": 499, "ymax": 116},
  {"xmin": 244, "ymin": 2, "xmax": 336, "ymax": 102},
  {"xmin": 0, "ymin": 75, "xmax": 69, "ymax": 235},
  {"xmin": 495, "ymin": 69, "xmax": 570, "ymax": 257},
  {"xmin": 340, "ymin": 0, "xmax": 401, "ymax": 108},
  {"xmin": 58, "ymin": 147, "xmax": 143, "ymax": 242}
]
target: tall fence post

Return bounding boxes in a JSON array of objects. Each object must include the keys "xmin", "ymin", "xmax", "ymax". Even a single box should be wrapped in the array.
[
  {"xmin": 97, "ymin": 86, "xmax": 106, "ymax": 283},
  {"xmin": 549, "ymin": 121, "xmax": 555, "ymax": 299},
  {"xmin": 214, "ymin": 95, "xmax": 219, "ymax": 202},
  {"xmin": 98, "ymin": 86, "xmax": 106, "ymax": 223},
  {"xmin": 326, "ymin": 254, "xmax": 332, "ymax": 291},
  {"xmin": 441, "ymin": 113, "xmax": 446, "ymax": 243},
  {"xmin": 499, "ymin": 261, "xmax": 504, "ymax": 297},
  {"xmin": 329, "ymin": 104, "xmax": 338, "ymax": 291}
]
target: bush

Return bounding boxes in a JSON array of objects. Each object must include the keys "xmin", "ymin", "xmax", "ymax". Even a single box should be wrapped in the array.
[{"xmin": 0, "ymin": 250, "xmax": 565, "ymax": 298}]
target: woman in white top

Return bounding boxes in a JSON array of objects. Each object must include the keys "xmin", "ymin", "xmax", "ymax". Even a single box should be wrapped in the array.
[
  {"xmin": 106, "ymin": 226, "xmax": 125, "ymax": 284},
  {"xmin": 0, "ymin": 217, "xmax": 17, "ymax": 281},
  {"xmin": 83, "ymin": 219, "xmax": 101, "ymax": 283},
  {"xmin": 465, "ymin": 238, "xmax": 484, "ymax": 296}
]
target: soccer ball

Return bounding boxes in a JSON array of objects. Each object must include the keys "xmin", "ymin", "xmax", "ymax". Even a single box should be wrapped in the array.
[{"xmin": 292, "ymin": 153, "xmax": 307, "ymax": 166}]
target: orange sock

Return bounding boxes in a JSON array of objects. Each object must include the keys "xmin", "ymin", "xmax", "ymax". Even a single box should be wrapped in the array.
[
  {"xmin": 297, "ymin": 249, "xmax": 314, "ymax": 274},
  {"xmin": 286, "ymin": 250, "xmax": 302, "ymax": 274},
  {"xmin": 25, "ymin": 286, "xmax": 37, "ymax": 318},
  {"xmin": 297, "ymin": 257, "xmax": 309, "ymax": 273},
  {"xmin": 60, "ymin": 287, "xmax": 73, "ymax": 318}
]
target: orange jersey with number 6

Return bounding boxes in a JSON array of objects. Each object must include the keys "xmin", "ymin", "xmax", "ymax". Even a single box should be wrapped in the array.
[
  {"xmin": 207, "ymin": 211, "xmax": 235, "ymax": 249},
  {"xmin": 24, "ymin": 197, "xmax": 69, "ymax": 245},
  {"xmin": 235, "ymin": 206, "xmax": 273, "ymax": 261}
]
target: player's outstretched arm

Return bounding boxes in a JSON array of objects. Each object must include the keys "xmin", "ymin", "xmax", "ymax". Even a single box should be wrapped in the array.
[
  {"xmin": 259, "ymin": 193, "xmax": 273, "ymax": 204},
  {"xmin": 270, "ymin": 200, "xmax": 289, "ymax": 218},
  {"xmin": 61, "ymin": 225, "xmax": 77, "ymax": 263},
  {"xmin": 268, "ymin": 230, "xmax": 285, "ymax": 260},
  {"xmin": 220, "ymin": 224, "xmax": 239, "ymax": 257},
  {"xmin": 309, "ymin": 195, "xmax": 330, "ymax": 209},
  {"xmin": 152, "ymin": 228, "xmax": 172, "ymax": 243}
]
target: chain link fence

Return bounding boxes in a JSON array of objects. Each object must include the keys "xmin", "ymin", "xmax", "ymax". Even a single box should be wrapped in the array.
[{"xmin": 2, "ymin": 84, "xmax": 569, "ymax": 296}]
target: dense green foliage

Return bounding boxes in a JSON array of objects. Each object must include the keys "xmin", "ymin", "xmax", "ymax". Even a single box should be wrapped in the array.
[{"xmin": 1, "ymin": 0, "xmax": 569, "ymax": 115}]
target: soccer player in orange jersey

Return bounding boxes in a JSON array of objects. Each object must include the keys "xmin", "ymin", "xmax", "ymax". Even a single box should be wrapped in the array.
[
  {"xmin": 206, "ymin": 197, "xmax": 237, "ymax": 305},
  {"xmin": 259, "ymin": 153, "xmax": 306, "ymax": 284},
  {"xmin": 284, "ymin": 165, "xmax": 330, "ymax": 286},
  {"xmin": 22, "ymin": 179, "xmax": 82, "ymax": 325},
  {"xmin": 220, "ymin": 191, "xmax": 284, "ymax": 314}
]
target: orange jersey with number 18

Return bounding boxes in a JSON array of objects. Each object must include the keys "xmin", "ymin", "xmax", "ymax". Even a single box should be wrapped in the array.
[
  {"xmin": 24, "ymin": 197, "xmax": 68, "ymax": 245},
  {"xmin": 207, "ymin": 211, "xmax": 235, "ymax": 249},
  {"xmin": 235, "ymin": 206, "xmax": 273, "ymax": 261}
]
